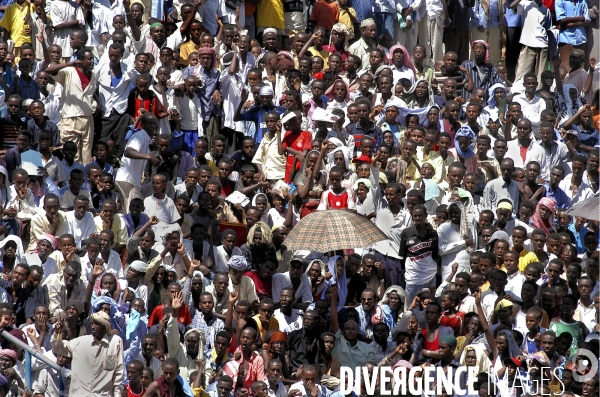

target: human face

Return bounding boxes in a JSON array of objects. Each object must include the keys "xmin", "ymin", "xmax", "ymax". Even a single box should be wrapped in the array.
[
  {"xmin": 524, "ymin": 77, "xmax": 537, "ymax": 94},
  {"xmin": 268, "ymin": 361, "xmax": 283, "ymax": 384},
  {"xmin": 361, "ymin": 291, "xmax": 376, "ymax": 312},
  {"xmin": 263, "ymin": 33, "xmax": 277, "ymax": 50},
  {"xmin": 425, "ymin": 304, "xmax": 440, "ymax": 326}
]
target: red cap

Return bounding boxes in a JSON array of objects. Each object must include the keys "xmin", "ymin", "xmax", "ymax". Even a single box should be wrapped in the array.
[
  {"xmin": 352, "ymin": 154, "xmax": 372, "ymax": 164},
  {"xmin": 503, "ymin": 357, "xmax": 522, "ymax": 368}
]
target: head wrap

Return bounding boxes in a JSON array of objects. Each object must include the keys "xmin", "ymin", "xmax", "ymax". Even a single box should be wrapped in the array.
[
  {"xmin": 389, "ymin": 45, "xmax": 416, "ymax": 77},
  {"xmin": 454, "ymin": 126, "xmax": 476, "ymax": 159},
  {"xmin": 404, "ymin": 78, "xmax": 435, "ymax": 109},
  {"xmin": 498, "ymin": 201, "xmax": 513, "ymax": 211},
  {"xmin": 9, "ymin": 329, "xmax": 26, "ymax": 345},
  {"xmin": 277, "ymin": 51, "xmax": 294, "ymax": 64},
  {"xmin": 531, "ymin": 197, "xmax": 557, "ymax": 236},
  {"xmin": 440, "ymin": 334, "xmax": 457, "ymax": 347},
  {"xmin": 324, "ymin": 78, "xmax": 350, "ymax": 102},
  {"xmin": 246, "ymin": 221, "xmax": 272, "ymax": 246},
  {"xmin": 228, "ymin": 255, "xmax": 249, "ymax": 271},
  {"xmin": 22, "ymin": 99, "xmax": 33, "ymax": 107},
  {"xmin": 129, "ymin": 260, "xmax": 150, "ymax": 273},
  {"xmin": 92, "ymin": 296, "xmax": 121, "ymax": 331},
  {"xmin": 360, "ymin": 19, "xmax": 375, "ymax": 28},
  {"xmin": 495, "ymin": 299, "xmax": 514, "ymax": 312},
  {"xmin": 197, "ymin": 47, "xmax": 217, "ymax": 69},
  {"xmin": 185, "ymin": 328, "xmax": 207, "ymax": 343},
  {"xmin": 379, "ymin": 173, "xmax": 388, "ymax": 184},
  {"xmin": 487, "ymin": 83, "xmax": 507, "ymax": 109},
  {"xmin": 459, "ymin": 344, "xmax": 491, "ymax": 374},
  {"xmin": 65, "ymin": 299, "xmax": 84, "ymax": 314},
  {"xmin": 471, "ymin": 40, "xmax": 490, "ymax": 64},
  {"xmin": 392, "ymin": 360, "xmax": 413, "ymax": 371},
  {"xmin": 270, "ymin": 331, "xmax": 287, "ymax": 343},
  {"xmin": 487, "ymin": 230, "xmax": 510, "ymax": 252},
  {"xmin": 259, "ymin": 85, "xmax": 274, "ymax": 97},
  {"xmin": 327, "ymin": 145, "xmax": 352, "ymax": 173},
  {"xmin": 294, "ymin": 150, "xmax": 326, "ymax": 188},
  {"xmin": 0, "ymin": 349, "xmax": 17, "ymax": 364},
  {"xmin": 353, "ymin": 178, "xmax": 372, "ymax": 191},
  {"xmin": 39, "ymin": 233, "xmax": 58, "ymax": 250},
  {"xmin": 329, "ymin": 23, "xmax": 349, "ymax": 49},
  {"xmin": 162, "ymin": 264, "xmax": 177, "ymax": 275},
  {"xmin": 150, "ymin": 22, "xmax": 164, "ymax": 30},
  {"xmin": 305, "ymin": 259, "xmax": 327, "ymax": 296},
  {"xmin": 192, "ymin": 270, "xmax": 203, "ymax": 278},
  {"xmin": 263, "ymin": 28, "xmax": 277, "ymax": 36},
  {"xmin": 379, "ymin": 285, "xmax": 408, "ymax": 313},
  {"xmin": 279, "ymin": 58, "xmax": 294, "ymax": 68},
  {"xmin": 198, "ymin": 46, "xmax": 215, "ymax": 56},
  {"xmin": 497, "ymin": 329, "xmax": 522, "ymax": 359},
  {"xmin": 91, "ymin": 311, "xmax": 112, "ymax": 330}
]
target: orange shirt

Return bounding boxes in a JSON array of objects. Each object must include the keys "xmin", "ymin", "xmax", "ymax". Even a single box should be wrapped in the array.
[{"xmin": 310, "ymin": 0, "xmax": 339, "ymax": 31}]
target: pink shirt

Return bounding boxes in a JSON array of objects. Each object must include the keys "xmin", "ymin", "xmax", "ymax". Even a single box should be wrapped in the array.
[
  {"xmin": 448, "ymin": 147, "xmax": 478, "ymax": 174},
  {"xmin": 222, "ymin": 347, "xmax": 267, "ymax": 395}
]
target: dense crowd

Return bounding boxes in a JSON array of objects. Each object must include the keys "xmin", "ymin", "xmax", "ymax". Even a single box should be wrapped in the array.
[{"xmin": 0, "ymin": 0, "xmax": 595, "ymax": 395}]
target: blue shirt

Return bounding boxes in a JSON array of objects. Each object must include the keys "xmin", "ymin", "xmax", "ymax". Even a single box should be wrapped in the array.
[
  {"xmin": 239, "ymin": 105, "xmax": 287, "ymax": 145},
  {"xmin": 17, "ymin": 76, "xmax": 40, "ymax": 101},
  {"xmin": 472, "ymin": 0, "xmax": 501, "ymax": 28},
  {"xmin": 505, "ymin": 7, "xmax": 522, "ymax": 27},
  {"xmin": 0, "ymin": 63, "xmax": 13, "ymax": 98},
  {"xmin": 568, "ymin": 223, "xmax": 590, "ymax": 254},
  {"xmin": 351, "ymin": 0, "xmax": 373, "ymax": 22},
  {"xmin": 556, "ymin": 0, "xmax": 590, "ymax": 45},
  {"xmin": 544, "ymin": 183, "xmax": 570, "ymax": 209},
  {"xmin": 84, "ymin": 160, "xmax": 114, "ymax": 182},
  {"xmin": 572, "ymin": 124, "xmax": 599, "ymax": 157}
]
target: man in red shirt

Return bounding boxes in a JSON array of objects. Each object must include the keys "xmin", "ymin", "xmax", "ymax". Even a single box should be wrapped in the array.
[{"xmin": 279, "ymin": 111, "xmax": 312, "ymax": 183}]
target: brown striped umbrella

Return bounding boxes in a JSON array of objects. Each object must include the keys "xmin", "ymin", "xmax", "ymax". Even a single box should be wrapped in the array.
[{"xmin": 283, "ymin": 210, "xmax": 388, "ymax": 252}]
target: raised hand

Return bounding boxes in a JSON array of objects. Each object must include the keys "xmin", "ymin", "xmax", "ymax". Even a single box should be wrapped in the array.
[
  {"xmin": 229, "ymin": 291, "xmax": 239, "ymax": 304},
  {"xmin": 171, "ymin": 291, "xmax": 184, "ymax": 311}
]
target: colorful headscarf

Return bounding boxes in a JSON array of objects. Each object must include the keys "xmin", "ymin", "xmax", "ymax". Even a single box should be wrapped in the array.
[
  {"xmin": 324, "ymin": 78, "xmax": 350, "ymax": 102},
  {"xmin": 0, "ymin": 349, "xmax": 17, "ymax": 364},
  {"xmin": 531, "ymin": 197, "xmax": 557, "ymax": 236},
  {"xmin": 454, "ymin": 126, "xmax": 476, "ymax": 159},
  {"xmin": 389, "ymin": 45, "xmax": 416, "ymax": 77},
  {"xmin": 329, "ymin": 23, "xmax": 349, "ymax": 49},
  {"xmin": 472, "ymin": 40, "xmax": 490, "ymax": 64}
]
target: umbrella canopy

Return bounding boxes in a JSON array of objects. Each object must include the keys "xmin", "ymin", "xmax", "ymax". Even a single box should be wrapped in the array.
[
  {"xmin": 283, "ymin": 210, "xmax": 389, "ymax": 252},
  {"xmin": 566, "ymin": 197, "xmax": 600, "ymax": 222}
]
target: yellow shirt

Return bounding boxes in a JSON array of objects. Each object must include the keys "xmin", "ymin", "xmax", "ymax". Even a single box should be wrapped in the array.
[
  {"xmin": 517, "ymin": 250, "xmax": 539, "ymax": 272},
  {"xmin": 251, "ymin": 313, "xmax": 279, "ymax": 341},
  {"xmin": 94, "ymin": 214, "xmax": 129, "ymax": 249},
  {"xmin": 257, "ymin": 0, "xmax": 284, "ymax": 29},
  {"xmin": 338, "ymin": 8, "xmax": 357, "ymax": 39},
  {"xmin": 308, "ymin": 45, "xmax": 331, "ymax": 69},
  {"xmin": 0, "ymin": 2, "xmax": 33, "ymax": 48},
  {"xmin": 179, "ymin": 40, "xmax": 200, "ymax": 67}
]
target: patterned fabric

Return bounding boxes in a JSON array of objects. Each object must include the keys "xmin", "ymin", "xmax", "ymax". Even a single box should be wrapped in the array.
[{"xmin": 283, "ymin": 210, "xmax": 388, "ymax": 252}]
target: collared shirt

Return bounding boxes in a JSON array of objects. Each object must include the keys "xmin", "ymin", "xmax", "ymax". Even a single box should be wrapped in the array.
[
  {"xmin": 0, "ymin": 1, "xmax": 33, "ymax": 47},
  {"xmin": 460, "ymin": 61, "xmax": 503, "ymax": 100},
  {"xmin": 347, "ymin": 121, "xmax": 383, "ymax": 157},
  {"xmin": 556, "ymin": 0, "xmax": 590, "ymax": 45},
  {"xmin": 94, "ymin": 214, "xmax": 129, "ymax": 249},
  {"xmin": 52, "ymin": 66, "xmax": 98, "ymax": 118},
  {"xmin": 506, "ymin": 271, "xmax": 526, "ymax": 299},
  {"xmin": 252, "ymin": 133, "xmax": 287, "ymax": 180},
  {"xmin": 348, "ymin": 38, "xmax": 375, "ymax": 71},
  {"xmin": 94, "ymin": 61, "xmax": 133, "ymax": 117},
  {"xmin": 518, "ymin": 0, "xmax": 551, "ymax": 48},
  {"xmin": 240, "ymin": 105, "xmax": 287, "ymax": 145},
  {"xmin": 268, "ymin": 380, "xmax": 288, "ymax": 397},
  {"xmin": 60, "ymin": 159, "xmax": 85, "ymax": 182},
  {"xmin": 27, "ymin": 211, "xmax": 68, "ymax": 253},
  {"xmin": 559, "ymin": 174, "xmax": 594, "ymax": 206},
  {"xmin": 544, "ymin": 183, "xmax": 570, "ymax": 209},
  {"xmin": 50, "ymin": 332, "xmax": 124, "ymax": 396},
  {"xmin": 191, "ymin": 312, "xmax": 225, "ymax": 354},
  {"xmin": 224, "ymin": 347, "xmax": 268, "ymax": 394},
  {"xmin": 513, "ymin": 94, "xmax": 547, "ymax": 136},
  {"xmin": 288, "ymin": 381, "xmax": 331, "ymax": 397},
  {"xmin": 203, "ymin": 349, "xmax": 232, "ymax": 387},
  {"xmin": 483, "ymin": 177, "xmax": 520, "ymax": 217},
  {"xmin": 526, "ymin": 141, "xmax": 570, "ymax": 181},
  {"xmin": 517, "ymin": 249, "xmax": 539, "ymax": 272},
  {"xmin": 42, "ymin": 273, "xmax": 86, "ymax": 317},
  {"xmin": 331, "ymin": 329, "xmax": 376, "ymax": 368},
  {"xmin": 174, "ymin": 182, "xmax": 202, "ymax": 205}
]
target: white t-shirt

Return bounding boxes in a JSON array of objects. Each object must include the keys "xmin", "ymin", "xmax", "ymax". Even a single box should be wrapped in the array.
[
  {"xmin": 273, "ymin": 308, "xmax": 304, "ymax": 333},
  {"xmin": 116, "ymin": 130, "xmax": 152, "ymax": 186},
  {"xmin": 65, "ymin": 211, "xmax": 96, "ymax": 249},
  {"xmin": 143, "ymin": 195, "xmax": 181, "ymax": 225}
]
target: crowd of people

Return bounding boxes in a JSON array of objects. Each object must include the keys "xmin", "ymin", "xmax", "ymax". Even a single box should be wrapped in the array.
[{"xmin": 0, "ymin": 0, "xmax": 595, "ymax": 395}]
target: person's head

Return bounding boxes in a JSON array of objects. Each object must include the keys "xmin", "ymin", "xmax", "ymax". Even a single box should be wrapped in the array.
[{"xmin": 359, "ymin": 20, "xmax": 376, "ymax": 41}]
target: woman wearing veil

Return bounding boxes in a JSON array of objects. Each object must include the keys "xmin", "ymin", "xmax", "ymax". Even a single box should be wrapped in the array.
[
  {"xmin": 531, "ymin": 198, "xmax": 558, "ymax": 236},
  {"xmin": 378, "ymin": 286, "xmax": 408, "ymax": 336},
  {"xmin": 251, "ymin": 193, "xmax": 271, "ymax": 226},
  {"xmin": 404, "ymin": 79, "xmax": 435, "ymax": 109},
  {"xmin": 294, "ymin": 149, "xmax": 327, "ymax": 218}
]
